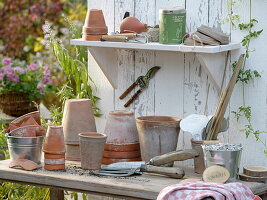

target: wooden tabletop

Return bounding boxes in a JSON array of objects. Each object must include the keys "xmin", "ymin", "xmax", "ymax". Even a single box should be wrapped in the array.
[{"xmin": 0, "ymin": 159, "xmax": 266, "ymax": 199}]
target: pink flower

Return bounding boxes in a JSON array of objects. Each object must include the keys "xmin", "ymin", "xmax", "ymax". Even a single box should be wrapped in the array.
[
  {"xmin": 0, "ymin": 73, "xmax": 4, "ymax": 81},
  {"xmin": 37, "ymin": 82, "xmax": 44, "ymax": 90},
  {"xmin": 42, "ymin": 76, "xmax": 52, "ymax": 84},
  {"xmin": 44, "ymin": 66, "xmax": 51, "ymax": 76},
  {"xmin": 2, "ymin": 58, "xmax": 12, "ymax": 66},
  {"xmin": 1, "ymin": 65, "xmax": 14, "ymax": 75},
  {"xmin": 27, "ymin": 64, "xmax": 39, "ymax": 71},
  {"xmin": 14, "ymin": 67, "xmax": 25, "ymax": 74},
  {"xmin": 7, "ymin": 74, "xmax": 19, "ymax": 82}
]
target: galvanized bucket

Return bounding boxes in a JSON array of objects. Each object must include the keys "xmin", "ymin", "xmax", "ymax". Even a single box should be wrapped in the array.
[
  {"xmin": 6, "ymin": 126, "xmax": 45, "ymax": 164},
  {"xmin": 202, "ymin": 144, "xmax": 242, "ymax": 179}
]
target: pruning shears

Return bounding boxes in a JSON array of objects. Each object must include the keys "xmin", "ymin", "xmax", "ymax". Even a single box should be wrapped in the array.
[{"xmin": 119, "ymin": 66, "xmax": 160, "ymax": 107}]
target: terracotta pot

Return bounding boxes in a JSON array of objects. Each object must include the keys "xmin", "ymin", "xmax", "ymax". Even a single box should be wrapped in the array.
[
  {"xmin": 43, "ymin": 125, "xmax": 65, "ymax": 171},
  {"xmin": 120, "ymin": 17, "xmax": 147, "ymax": 34},
  {"xmin": 43, "ymin": 125, "xmax": 65, "ymax": 154},
  {"xmin": 79, "ymin": 132, "xmax": 107, "ymax": 170},
  {"xmin": 82, "ymin": 34, "xmax": 102, "ymax": 41},
  {"xmin": 104, "ymin": 143, "xmax": 140, "ymax": 152},
  {"xmin": 105, "ymin": 110, "xmax": 139, "ymax": 144},
  {"xmin": 103, "ymin": 150, "xmax": 141, "ymax": 159},
  {"xmin": 65, "ymin": 144, "xmax": 80, "ymax": 161},
  {"xmin": 83, "ymin": 9, "xmax": 108, "ymax": 41},
  {"xmin": 136, "ymin": 116, "xmax": 181, "ymax": 162},
  {"xmin": 102, "ymin": 157, "xmax": 142, "ymax": 165},
  {"xmin": 62, "ymin": 99, "xmax": 96, "ymax": 161}
]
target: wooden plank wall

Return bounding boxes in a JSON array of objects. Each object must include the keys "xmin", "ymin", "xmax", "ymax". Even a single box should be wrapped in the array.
[{"xmin": 87, "ymin": 0, "xmax": 267, "ymax": 168}]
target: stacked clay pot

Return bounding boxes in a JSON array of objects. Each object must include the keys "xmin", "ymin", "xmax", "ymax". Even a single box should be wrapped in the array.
[
  {"xmin": 43, "ymin": 125, "xmax": 65, "ymax": 170},
  {"xmin": 82, "ymin": 9, "xmax": 108, "ymax": 41},
  {"xmin": 62, "ymin": 99, "xmax": 97, "ymax": 161},
  {"xmin": 103, "ymin": 110, "xmax": 141, "ymax": 164}
]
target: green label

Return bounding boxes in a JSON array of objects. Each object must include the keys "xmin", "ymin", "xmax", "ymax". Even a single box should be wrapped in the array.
[{"xmin": 159, "ymin": 13, "xmax": 186, "ymax": 44}]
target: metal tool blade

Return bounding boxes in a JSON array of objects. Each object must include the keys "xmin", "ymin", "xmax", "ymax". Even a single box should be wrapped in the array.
[
  {"xmin": 136, "ymin": 66, "xmax": 161, "ymax": 89},
  {"xmin": 101, "ymin": 161, "xmax": 145, "ymax": 170},
  {"xmin": 145, "ymin": 66, "xmax": 161, "ymax": 80}
]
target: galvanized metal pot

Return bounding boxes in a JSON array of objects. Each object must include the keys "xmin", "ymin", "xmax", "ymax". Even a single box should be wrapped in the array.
[
  {"xmin": 202, "ymin": 145, "xmax": 242, "ymax": 179},
  {"xmin": 7, "ymin": 126, "xmax": 45, "ymax": 164}
]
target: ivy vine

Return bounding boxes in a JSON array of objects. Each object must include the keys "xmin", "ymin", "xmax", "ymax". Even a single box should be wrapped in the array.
[{"xmin": 226, "ymin": 0, "xmax": 267, "ymax": 155}]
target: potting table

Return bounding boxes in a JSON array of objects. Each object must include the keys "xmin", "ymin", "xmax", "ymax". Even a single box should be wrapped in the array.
[{"xmin": 0, "ymin": 159, "xmax": 266, "ymax": 200}]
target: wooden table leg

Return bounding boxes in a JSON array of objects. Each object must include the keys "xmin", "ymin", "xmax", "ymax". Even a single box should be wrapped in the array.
[{"xmin": 50, "ymin": 188, "xmax": 64, "ymax": 200}]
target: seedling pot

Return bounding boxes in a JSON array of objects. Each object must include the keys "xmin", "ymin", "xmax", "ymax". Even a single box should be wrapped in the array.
[
  {"xmin": 136, "ymin": 116, "xmax": 181, "ymax": 162},
  {"xmin": 79, "ymin": 132, "xmax": 107, "ymax": 170}
]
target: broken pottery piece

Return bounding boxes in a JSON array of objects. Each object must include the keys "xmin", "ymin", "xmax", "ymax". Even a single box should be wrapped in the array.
[
  {"xmin": 9, "ymin": 159, "xmax": 41, "ymax": 171},
  {"xmin": 20, "ymin": 116, "xmax": 39, "ymax": 127},
  {"xmin": 9, "ymin": 125, "xmax": 45, "ymax": 137}
]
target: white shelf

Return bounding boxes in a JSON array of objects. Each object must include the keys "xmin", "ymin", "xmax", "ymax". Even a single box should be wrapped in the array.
[
  {"xmin": 71, "ymin": 38, "xmax": 241, "ymax": 90},
  {"xmin": 70, "ymin": 39, "xmax": 240, "ymax": 53}
]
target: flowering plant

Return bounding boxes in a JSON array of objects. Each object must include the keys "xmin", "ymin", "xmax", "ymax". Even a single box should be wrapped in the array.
[{"xmin": 0, "ymin": 56, "xmax": 52, "ymax": 101}]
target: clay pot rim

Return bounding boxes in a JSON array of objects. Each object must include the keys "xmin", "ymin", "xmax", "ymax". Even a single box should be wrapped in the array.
[
  {"xmin": 66, "ymin": 98, "xmax": 91, "ymax": 103},
  {"xmin": 49, "ymin": 125, "xmax": 63, "ymax": 129},
  {"xmin": 136, "ymin": 116, "xmax": 181, "ymax": 125},
  {"xmin": 79, "ymin": 132, "xmax": 107, "ymax": 139},
  {"xmin": 8, "ymin": 125, "xmax": 45, "ymax": 139},
  {"xmin": 109, "ymin": 110, "xmax": 134, "ymax": 116}
]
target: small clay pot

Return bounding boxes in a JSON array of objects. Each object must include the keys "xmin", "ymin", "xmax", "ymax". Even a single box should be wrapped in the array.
[
  {"xmin": 102, "ymin": 157, "xmax": 142, "ymax": 165},
  {"xmin": 44, "ymin": 153, "xmax": 65, "ymax": 170},
  {"xmin": 62, "ymin": 99, "xmax": 96, "ymax": 161},
  {"xmin": 120, "ymin": 17, "xmax": 147, "ymax": 34},
  {"xmin": 83, "ymin": 9, "xmax": 108, "ymax": 41},
  {"xmin": 79, "ymin": 132, "xmax": 107, "ymax": 170},
  {"xmin": 65, "ymin": 144, "xmax": 80, "ymax": 161},
  {"xmin": 43, "ymin": 125, "xmax": 65, "ymax": 154}
]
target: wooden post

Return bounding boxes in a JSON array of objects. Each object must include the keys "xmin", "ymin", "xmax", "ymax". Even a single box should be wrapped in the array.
[{"xmin": 50, "ymin": 188, "xmax": 64, "ymax": 200}]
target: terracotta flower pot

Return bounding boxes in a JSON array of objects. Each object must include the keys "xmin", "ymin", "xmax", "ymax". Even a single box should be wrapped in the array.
[
  {"xmin": 43, "ymin": 125, "xmax": 65, "ymax": 170},
  {"xmin": 79, "ymin": 132, "xmax": 107, "ymax": 170},
  {"xmin": 62, "ymin": 99, "xmax": 96, "ymax": 161},
  {"xmin": 103, "ymin": 110, "xmax": 141, "ymax": 164},
  {"xmin": 120, "ymin": 17, "xmax": 147, "ymax": 34},
  {"xmin": 136, "ymin": 116, "xmax": 181, "ymax": 162},
  {"xmin": 82, "ymin": 9, "xmax": 108, "ymax": 41}
]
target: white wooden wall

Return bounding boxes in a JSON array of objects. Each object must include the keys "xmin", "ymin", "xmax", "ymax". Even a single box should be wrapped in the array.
[{"xmin": 87, "ymin": 0, "xmax": 267, "ymax": 168}]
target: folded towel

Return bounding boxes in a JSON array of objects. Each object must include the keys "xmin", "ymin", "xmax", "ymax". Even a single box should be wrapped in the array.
[{"xmin": 157, "ymin": 182, "xmax": 262, "ymax": 200}]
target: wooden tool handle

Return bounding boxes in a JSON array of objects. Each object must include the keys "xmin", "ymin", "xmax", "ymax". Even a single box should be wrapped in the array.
[
  {"xmin": 115, "ymin": 33, "xmax": 136, "ymax": 39},
  {"xmin": 101, "ymin": 35, "xmax": 128, "ymax": 42},
  {"xmin": 148, "ymin": 149, "xmax": 199, "ymax": 166},
  {"xmin": 119, "ymin": 82, "xmax": 137, "ymax": 99},
  {"xmin": 124, "ymin": 89, "xmax": 142, "ymax": 107},
  {"xmin": 141, "ymin": 165, "xmax": 185, "ymax": 179}
]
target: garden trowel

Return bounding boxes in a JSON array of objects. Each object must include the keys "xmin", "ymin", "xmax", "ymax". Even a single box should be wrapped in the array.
[{"xmin": 93, "ymin": 149, "xmax": 199, "ymax": 178}]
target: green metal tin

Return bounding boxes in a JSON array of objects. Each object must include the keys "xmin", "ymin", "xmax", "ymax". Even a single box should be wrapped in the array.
[{"xmin": 159, "ymin": 7, "xmax": 186, "ymax": 44}]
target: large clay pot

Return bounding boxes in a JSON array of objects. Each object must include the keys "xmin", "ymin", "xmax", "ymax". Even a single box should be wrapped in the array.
[
  {"xmin": 136, "ymin": 116, "xmax": 181, "ymax": 162},
  {"xmin": 79, "ymin": 132, "xmax": 107, "ymax": 170},
  {"xmin": 43, "ymin": 125, "xmax": 65, "ymax": 170},
  {"xmin": 62, "ymin": 99, "xmax": 96, "ymax": 161},
  {"xmin": 120, "ymin": 17, "xmax": 147, "ymax": 34},
  {"xmin": 103, "ymin": 110, "xmax": 141, "ymax": 164},
  {"xmin": 82, "ymin": 9, "xmax": 108, "ymax": 41}
]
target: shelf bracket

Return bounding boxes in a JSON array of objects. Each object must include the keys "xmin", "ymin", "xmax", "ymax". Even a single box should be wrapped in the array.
[
  {"xmin": 196, "ymin": 52, "xmax": 228, "ymax": 94},
  {"xmin": 88, "ymin": 47, "xmax": 118, "ymax": 88}
]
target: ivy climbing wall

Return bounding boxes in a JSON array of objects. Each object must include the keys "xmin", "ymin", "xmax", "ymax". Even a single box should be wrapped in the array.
[{"xmin": 87, "ymin": 0, "xmax": 267, "ymax": 167}]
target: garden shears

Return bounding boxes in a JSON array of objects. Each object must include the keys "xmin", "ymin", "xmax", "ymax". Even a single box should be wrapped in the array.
[{"xmin": 119, "ymin": 66, "xmax": 160, "ymax": 107}]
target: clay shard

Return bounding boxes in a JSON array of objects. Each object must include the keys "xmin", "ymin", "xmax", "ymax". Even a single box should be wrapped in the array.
[
  {"xmin": 192, "ymin": 32, "xmax": 221, "ymax": 46},
  {"xmin": 9, "ymin": 159, "xmax": 41, "ymax": 171}
]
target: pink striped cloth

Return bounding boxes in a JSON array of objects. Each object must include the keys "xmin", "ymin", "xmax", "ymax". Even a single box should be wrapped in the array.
[{"xmin": 157, "ymin": 182, "xmax": 262, "ymax": 200}]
